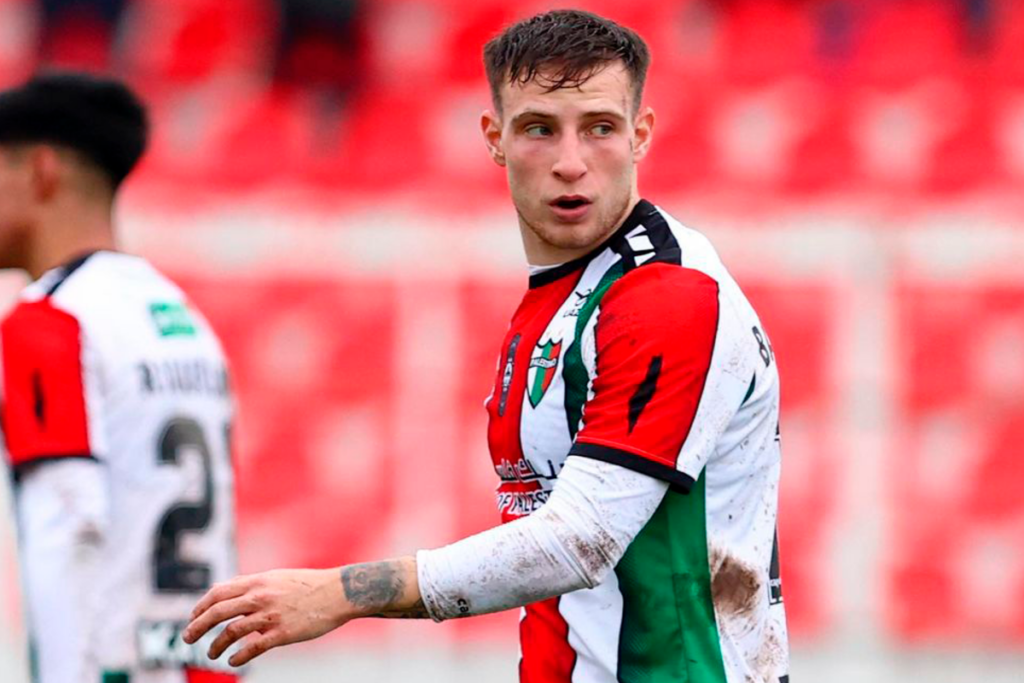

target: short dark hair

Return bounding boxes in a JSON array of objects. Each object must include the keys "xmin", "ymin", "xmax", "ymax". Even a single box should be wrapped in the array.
[
  {"xmin": 0, "ymin": 71, "xmax": 148, "ymax": 189},
  {"xmin": 483, "ymin": 10, "xmax": 650, "ymax": 112}
]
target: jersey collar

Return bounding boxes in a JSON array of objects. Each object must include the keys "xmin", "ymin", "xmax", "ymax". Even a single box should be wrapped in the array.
[
  {"xmin": 36, "ymin": 250, "xmax": 101, "ymax": 297},
  {"xmin": 528, "ymin": 199, "xmax": 658, "ymax": 289}
]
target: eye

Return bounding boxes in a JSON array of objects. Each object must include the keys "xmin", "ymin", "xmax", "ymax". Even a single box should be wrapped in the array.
[
  {"xmin": 590, "ymin": 123, "xmax": 615, "ymax": 137},
  {"xmin": 524, "ymin": 123, "xmax": 552, "ymax": 138}
]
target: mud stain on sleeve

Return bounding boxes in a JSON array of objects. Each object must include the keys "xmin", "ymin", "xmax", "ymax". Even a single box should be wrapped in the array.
[{"xmin": 708, "ymin": 544, "xmax": 762, "ymax": 617}]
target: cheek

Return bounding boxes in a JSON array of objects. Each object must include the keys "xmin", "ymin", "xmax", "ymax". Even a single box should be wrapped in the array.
[
  {"xmin": 505, "ymin": 151, "xmax": 548, "ymax": 189},
  {"xmin": 592, "ymin": 144, "xmax": 634, "ymax": 182}
]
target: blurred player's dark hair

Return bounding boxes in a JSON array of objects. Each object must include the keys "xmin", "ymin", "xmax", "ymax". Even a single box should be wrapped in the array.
[
  {"xmin": 483, "ymin": 9, "xmax": 650, "ymax": 113},
  {"xmin": 0, "ymin": 71, "xmax": 149, "ymax": 190}
]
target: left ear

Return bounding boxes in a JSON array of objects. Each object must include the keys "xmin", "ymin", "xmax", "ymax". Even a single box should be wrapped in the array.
[
  {"xmin": 631, "ymin": 106, "xmax": 655, "ymax": 163},
  {"xmin": 29, "ymin": 145, "xmax": 62, "ymax": 202}
]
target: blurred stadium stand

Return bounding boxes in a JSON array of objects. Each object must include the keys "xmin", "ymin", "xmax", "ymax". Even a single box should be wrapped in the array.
[
  {"xmin": 0, "ymin": 0, "xmax": 1020, "ymax": 198},
  {"xmin": 2, "ymin": 1, "xmax": 1024, "ymax": 681}
]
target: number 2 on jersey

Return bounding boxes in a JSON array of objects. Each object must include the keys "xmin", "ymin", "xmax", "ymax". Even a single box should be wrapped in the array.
[{"xmin": 154, "ymin": 417, "xmax": 222, "ymax": 592}]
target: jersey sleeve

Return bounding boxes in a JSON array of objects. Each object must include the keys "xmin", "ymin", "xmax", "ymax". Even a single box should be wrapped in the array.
[
  {"xmin": 569, "ymin": 264, "xmax": 719, "ymax": 492},
  {"xmin": 1, "ymin": 300, "xmax": 98, "ymax": 474},
  {"xmin": 16, "ymin": 458, "xmax": 108, "ymax": 683}
]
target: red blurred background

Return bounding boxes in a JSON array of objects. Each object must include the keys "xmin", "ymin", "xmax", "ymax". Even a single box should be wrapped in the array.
[{"xmin": 2, "ymin": 0, "xmax": 1024, "ymax": 679}]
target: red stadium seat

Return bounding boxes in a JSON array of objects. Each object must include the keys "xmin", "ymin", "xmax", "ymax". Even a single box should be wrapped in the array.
[
  {"xmin": 36, "ymin": 4, "xmax": 118, "ymax": 72},
  {"xmin": 717, "ymin": 0, "xmax": 816, "ymax": 86},
  {"xmin": 923, "ymin": 82, "xmax": 1007, "ymax": 195},
  {"xmin": 995, "ymin": 89, "xmax": 1024, "ymax": 184},
  {"xmin": 203, "ymin": 86, "xmax": 313, "ymax": 190},
  {"xmin": 135, "ymin": 83, "xmax": 311, "ymax": 191},
  {"xmin": 634, "ymin": 74, "xmax": 718, "ymax": 196},
  {"xmin": 299, "ymin": 84, "xmax": 432, "ymax": 193},
  {"xmin": 990, "ymin": 0, "xmax": 1024, "ymax": 87},
  {"xmin": 437, "ymin": 0, "xmax": 520, "ymax": 85},
  {"xmin": 742, "ymin": 280, "xmax": 841, "ymax": 638},
  {"xmin": 782, "ymin": 86, "xmax": 861, "ymax": 195},
  {"xmin": 0, "ymin": 0, "xmax": 37, "ymax": 86},
  {"xmin": 890, "ymin": 281, "xmax": 1024, "ymax": 641},
  {"xmin": 854, "ymin": 0, "xmax": 961, "ymax": 89},
  {"xmin": 122, "ymin": 0, "xmax": 274, "ymax": 91}
]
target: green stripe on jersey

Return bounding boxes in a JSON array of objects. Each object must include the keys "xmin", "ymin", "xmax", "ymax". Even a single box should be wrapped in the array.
[
  {"xmin": 563, "ymin": 262, "xmax": 625, "ymax": 438},
  {"xmin": 615, "ymin": 473, "xmax": 727, "ymax": 683}
]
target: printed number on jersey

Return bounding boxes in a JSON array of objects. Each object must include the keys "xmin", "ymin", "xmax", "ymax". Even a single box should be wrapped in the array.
[{"xmin": 154, "ymin": 417, "xmax": 227, "ymax": 593}]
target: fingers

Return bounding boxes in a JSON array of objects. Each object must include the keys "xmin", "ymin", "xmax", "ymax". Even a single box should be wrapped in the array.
[
  {"xmin": 207, "ymin": 612, "xmax": 273, "ymax": 660},
  {"xmin": 228, "ymin": 631, "xmax": 282, "ymax": 667},
  {"xmin": 190, "ymin": 577, "xmax": 252, "ymax": 621},
  {"xmin": 183, "ymin": 582, "xmax": 257, "ymax": 644}
]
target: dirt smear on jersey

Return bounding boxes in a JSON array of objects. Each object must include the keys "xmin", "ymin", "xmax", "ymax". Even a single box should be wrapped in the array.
[
  {"xmin": 708, "ymin": 544, "xmax": 762, "ymax": 618},
  {"xmin": 753, "ymin": 620, "xmax": 789, "ymax": 682},
  {"xmin": 546, "ymin": 508, "xmax": 620, "ymax": 582},
  {"xmin": 569, "ymin": 526, "xmax": 620, "ymax": 581}
]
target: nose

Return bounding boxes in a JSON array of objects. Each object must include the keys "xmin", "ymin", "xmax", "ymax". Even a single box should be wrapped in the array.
[{"xmin": 551, "ymin": 135, "xmax": 587, "ymax": 183}]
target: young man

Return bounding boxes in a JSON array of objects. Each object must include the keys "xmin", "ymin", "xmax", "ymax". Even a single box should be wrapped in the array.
[
  {"xmin": 0, "ymin": 73, "xmax": 240, "ymax": 682},
  {"xmin": 185, "ymin": 10, "xmax": 790, "ymax": 683}
]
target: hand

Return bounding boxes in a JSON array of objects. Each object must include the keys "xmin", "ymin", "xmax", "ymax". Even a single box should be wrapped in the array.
[{"xmin": 182, "ymin": 568, "xmax": 348, "ymax": 667}]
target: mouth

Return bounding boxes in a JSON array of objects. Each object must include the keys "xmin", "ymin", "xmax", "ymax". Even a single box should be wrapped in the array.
[{"xmin": 549, "ymin": 195, "xmax": 592, "ymax": 221}]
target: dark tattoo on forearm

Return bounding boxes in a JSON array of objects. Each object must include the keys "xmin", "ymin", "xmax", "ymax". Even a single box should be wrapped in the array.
[{"xmin": 340, "ymin": 561, "xmax": 430, "ymax": 619}]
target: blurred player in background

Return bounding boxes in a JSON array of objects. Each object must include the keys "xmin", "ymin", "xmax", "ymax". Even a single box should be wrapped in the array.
[
  {"xmin": 0, "ymin": 73, "xmax": 240, "ymax": 682},
  {"xmin": 185, "ymin": 10, "xmax": 789, "ymax": 683}
]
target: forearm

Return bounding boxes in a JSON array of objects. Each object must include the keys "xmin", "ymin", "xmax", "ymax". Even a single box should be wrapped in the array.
[
  {"xmin": 182, "ymin": 460, "xmax": 667, "ymax": 666},
  {"xmin": 339, "ymin": 557, "xmax": 429, "ymax": 619}
]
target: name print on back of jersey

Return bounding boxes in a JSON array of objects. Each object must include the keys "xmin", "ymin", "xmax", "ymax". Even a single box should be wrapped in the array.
[{"xmin": 137, "ymin": 358, "xmax": 229, "ymax": 397}]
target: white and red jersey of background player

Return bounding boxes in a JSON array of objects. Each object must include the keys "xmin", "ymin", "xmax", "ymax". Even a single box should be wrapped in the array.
[{"xmin": 0, "ymin": 251, "xmax": 240, "ymax": 683}]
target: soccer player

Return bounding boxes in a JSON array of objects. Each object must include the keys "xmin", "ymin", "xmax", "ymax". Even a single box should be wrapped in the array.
[
  {"xmin": 0, "ymin": 73, "xmax": 240, "ymax": 682},
  {"xmin": 185, "ymin": 10, "xmax": 790, "ymax": 682}
]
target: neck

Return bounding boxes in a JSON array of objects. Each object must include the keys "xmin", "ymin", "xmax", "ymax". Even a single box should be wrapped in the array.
[
  {"xmin": 522, "ymin": 190, "xmax": 641, "ymax": 267},
  {"xmin": 26, "ymin": 201, "xmax": 117, "ymax": 281}
]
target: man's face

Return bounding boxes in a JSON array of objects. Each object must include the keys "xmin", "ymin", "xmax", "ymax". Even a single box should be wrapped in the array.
[
  {"xmin": 482, "ymin": 62, "xmax": 654, "ymax": 265},
  {"xmin": 0, "ymin": 147, "xmax": 32, "ymax": 269}
]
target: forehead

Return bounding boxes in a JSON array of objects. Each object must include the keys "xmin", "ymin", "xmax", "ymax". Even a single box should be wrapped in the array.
[{"xmin": 499, "ymin": 62, "xmax": 633, "ymax": 120}]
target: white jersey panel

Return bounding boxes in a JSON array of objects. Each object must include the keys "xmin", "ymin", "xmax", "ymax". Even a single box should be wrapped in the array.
[{"xmin": 562, "ymin": 578, "xmax": 622, "ymax": 683}]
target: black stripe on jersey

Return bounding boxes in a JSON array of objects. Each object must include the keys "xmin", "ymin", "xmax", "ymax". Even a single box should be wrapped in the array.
[
  {"xmin": 740, "ymin": 372, "xmax": 756, "ymax": 407},
  {"xmin": 569, "ymin": 442, "xmax": 696, "ymax": 493},
  {"xmin": 610, "ymin": 201, "xmax": 682, "ymax": 272},
  {"xmin": 528, "ymin": 200, "xmax": 660, "ymax": 289},
  {"xmin": 31, "ymin": 370, "xmax": 45, "ymax": 424},
  {"xmin": 45, "ymin": 251, "xmax": 98, "ymax": 297},
  {"xmin": 627, "ymin": 355, "xmax": 662, "ymax": 433},
  {"xmin": 11, "ymin": 453, "xmax": 100, "ymax": 484}
]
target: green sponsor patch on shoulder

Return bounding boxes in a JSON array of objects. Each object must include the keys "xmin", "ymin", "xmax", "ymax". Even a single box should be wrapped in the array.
[{"xmin": 149, "ymin": 301, "xmax": 196, "ymax": 337}]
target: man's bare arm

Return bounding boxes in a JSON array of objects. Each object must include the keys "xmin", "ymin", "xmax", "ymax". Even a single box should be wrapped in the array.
[
  {"xmin": 184, "ymin": 458, "xmax": 667, "ymax": 667},
  {"xmin": 182, "ymin": 556, "xmax": 426, "ymax": 667}
]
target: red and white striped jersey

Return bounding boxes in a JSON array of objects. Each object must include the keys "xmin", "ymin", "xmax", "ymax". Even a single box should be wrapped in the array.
[
  {"xmin": 0, "ymin": 251, "xmax": 239, "ymax": 682},
  {"xmin": 487, "ymin": 200, "xmax": 790, "ymax": 683}
]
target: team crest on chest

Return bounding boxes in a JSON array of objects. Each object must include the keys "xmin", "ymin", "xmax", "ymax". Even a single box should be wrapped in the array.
[{"xmin": 527, "ymin": 339, "xmax": 562, "ymax": 408}]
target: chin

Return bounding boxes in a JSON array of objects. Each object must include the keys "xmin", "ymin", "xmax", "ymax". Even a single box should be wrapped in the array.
[{"xmin": 540, "ymin": 223, "xmax": 608, "ymax": 251}]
